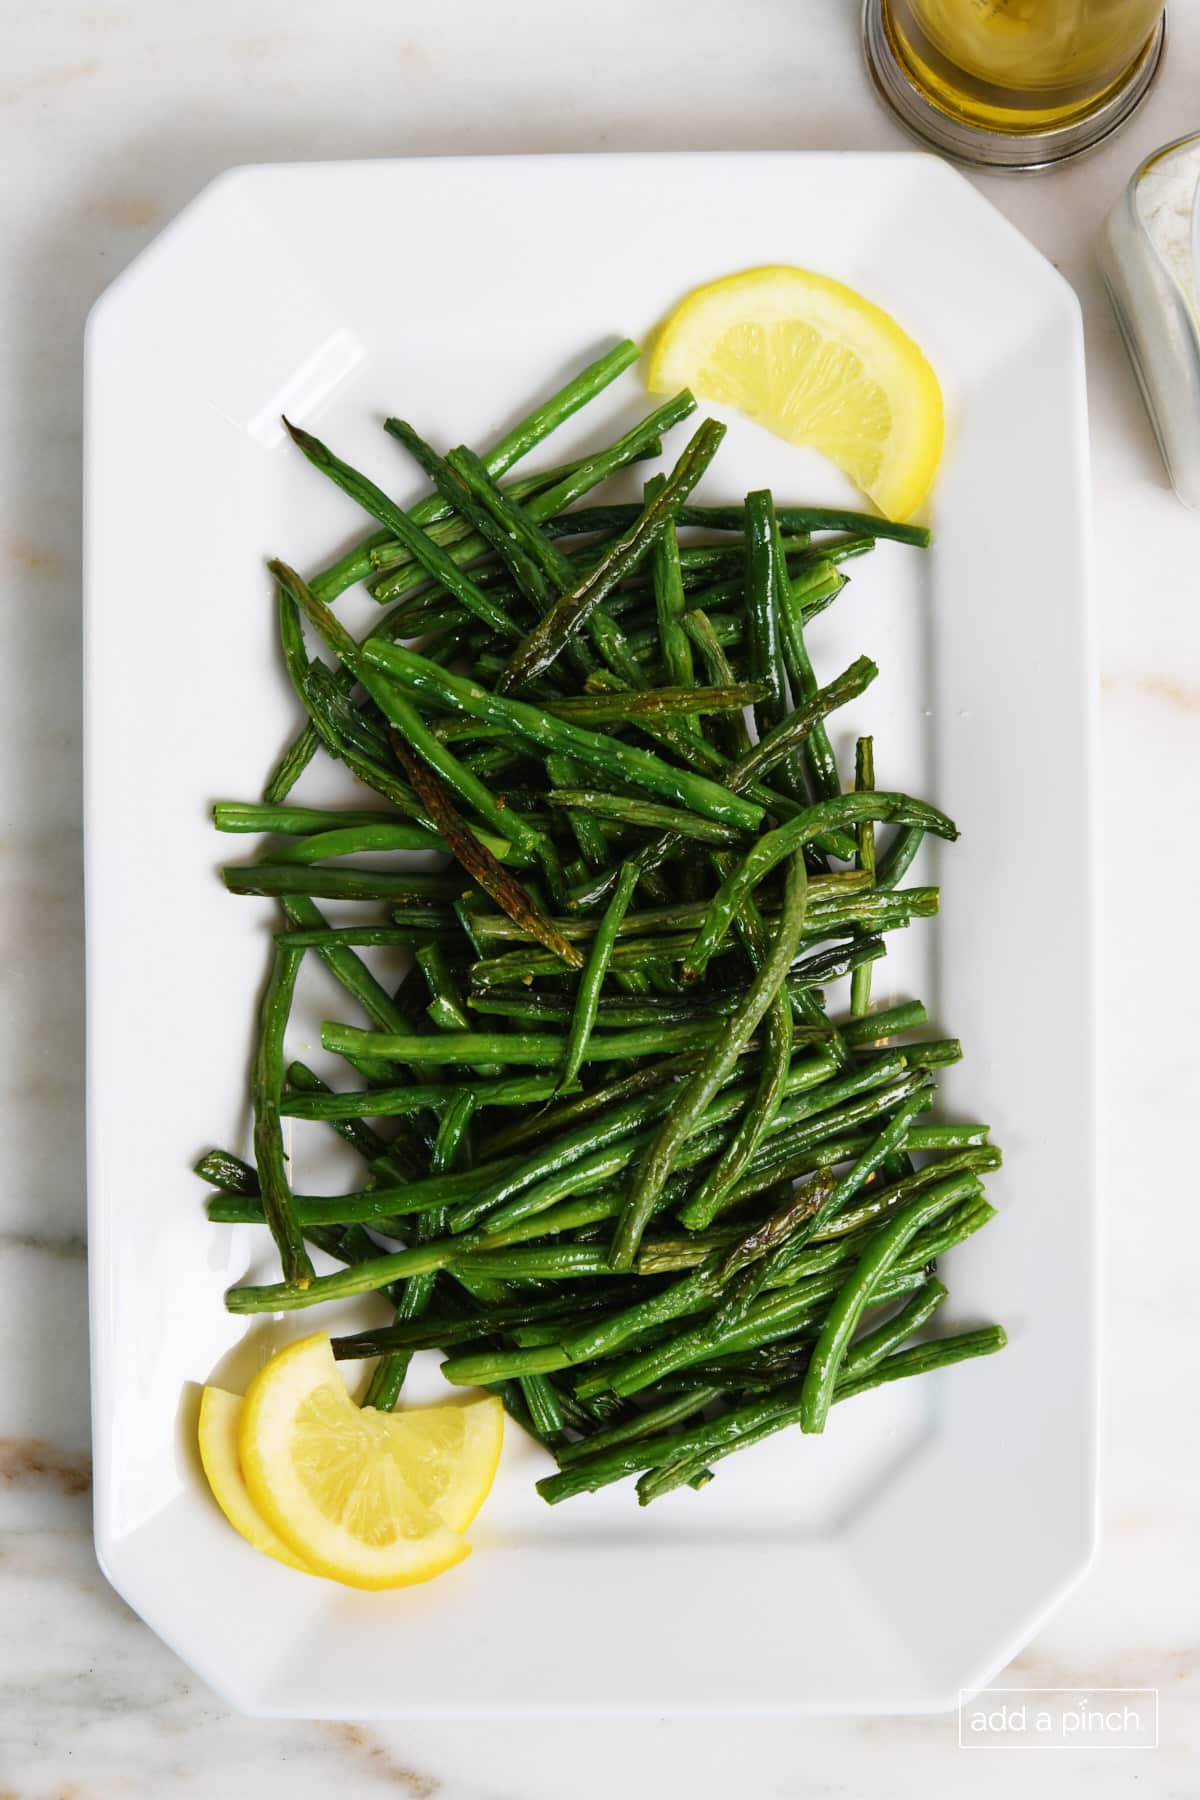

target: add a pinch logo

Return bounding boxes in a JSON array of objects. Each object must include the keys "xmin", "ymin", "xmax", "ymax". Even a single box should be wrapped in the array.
[{"xmin": 959, "ymin": 1688, "xmax": 1159, "ymax": 1750}]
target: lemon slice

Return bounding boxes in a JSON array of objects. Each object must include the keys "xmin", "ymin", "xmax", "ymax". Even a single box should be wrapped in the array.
[
  {"xmin": 238, "ymin": 1333, "xmax": 503, "ymax": 1589},
  {"xmin": 376, "ymin": 1396, "xmax": 506, "ymax": 1533},
  {"xmin": 648, "ymin": 266, "xmax": 943, "ymax": 521},
  {"xmin": 198, "ymin": 1385, "xmax": 318, "ymax": 1575}
]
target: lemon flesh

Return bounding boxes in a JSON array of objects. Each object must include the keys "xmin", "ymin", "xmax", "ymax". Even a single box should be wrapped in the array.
[
  {"xmin": 376, "ymin": 1398, "xmax": 506, "ymax": 1533},
  {"xmin": 237, "ymin": 1333, "xmax": 502, "ymax": 1590},
  {"xmin": 198, "ymin": 1385, "xmax": 317, "ymax": 1575},
  {"xmin": 648, "ymin": 266, "xmax": 943, "ymax": 521}
]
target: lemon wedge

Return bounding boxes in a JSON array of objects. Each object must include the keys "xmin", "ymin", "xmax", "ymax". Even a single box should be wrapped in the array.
[
  {"xmin": 198, "ymin": 1384, "xmax": 318, "ymax": 1575},
  {"xmin": 648, "ymin": 266, "xmax": 943, "ymax": 521},
  {"xmin": 236, "ymin": 1333, "xmax": 503, "ymax": 1589}
]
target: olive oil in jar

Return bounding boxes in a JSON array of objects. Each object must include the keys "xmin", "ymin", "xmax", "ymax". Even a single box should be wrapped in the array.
[{"xmin": 880, "ymin": 0, "xmax": 1165, "ymax": 133}]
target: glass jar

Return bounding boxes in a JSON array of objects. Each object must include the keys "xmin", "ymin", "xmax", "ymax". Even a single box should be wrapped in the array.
[
  {"xmin": 863, "ymin": 0, "xmax": 1166, "ymax": 170},
  {"xmin": 1100, "ymin": 132, "xmax": 1200, "ymax": 509}
]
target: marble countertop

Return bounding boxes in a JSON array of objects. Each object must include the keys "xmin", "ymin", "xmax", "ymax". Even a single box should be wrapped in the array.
[{"xmin": 3, "ymin": 1, "xmax": 1197, "ymax": 1791}]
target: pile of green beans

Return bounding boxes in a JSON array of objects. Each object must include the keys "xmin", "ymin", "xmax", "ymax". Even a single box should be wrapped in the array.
[{"xmin": 199, "ymin": 340, "xmax": 1006, "ymax": 1505}]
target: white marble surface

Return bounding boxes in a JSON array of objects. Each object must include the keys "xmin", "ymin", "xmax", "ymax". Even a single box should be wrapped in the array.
[{"xmin": 2, "ymin": 0, "xmax": 1198, "ymax": 1790}]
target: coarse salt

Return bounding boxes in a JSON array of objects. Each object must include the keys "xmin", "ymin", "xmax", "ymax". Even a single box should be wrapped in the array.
[{"xmin": 1136, "ymin": 137, "xmax": 1200, "ymax": 317}]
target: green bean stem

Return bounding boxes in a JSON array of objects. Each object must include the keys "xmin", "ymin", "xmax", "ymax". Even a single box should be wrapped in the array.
[
  {"xmin": 799, "ymin": 1178, "xmax": 973, "ymax": 1434},
  {"xmin": 610, "ymin": 850, "xmax": 810, "ymax": 1270},
  {"xmin": 362, "ymin": 641, "xmax": 764, "ymax": 834},
  {"xmin": 538, "ymin": 1322, "xmax": 1001, "ymax": 1505},
  {"xmin": 635, "ymin": 1277, "xmax": 951, "ymax": 1500},
  {"xmin": 560, "ymin": 861, "xmax": 640, "ymax": 1092},
  {"xmin": 251, "ymin": 942, "xmax": 312, "ymax": 1287},
  {"xmin": 683, "ymin": 794, "xmax": 957, "ymax": 979},
  {"xmin": 498, "ymin": 419, "xmax": 727, "ymax": 691}
]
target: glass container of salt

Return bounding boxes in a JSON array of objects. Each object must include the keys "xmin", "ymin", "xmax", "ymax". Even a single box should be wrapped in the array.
[{"xmin": 1100, "ymin": 132, "xmax": 1200, "ymax": 510}]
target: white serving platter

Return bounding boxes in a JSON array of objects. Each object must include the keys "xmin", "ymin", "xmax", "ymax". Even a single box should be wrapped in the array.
[{"xmin": 84, "ymin": 152, "xmax": 1098, "ymax": 1716}]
